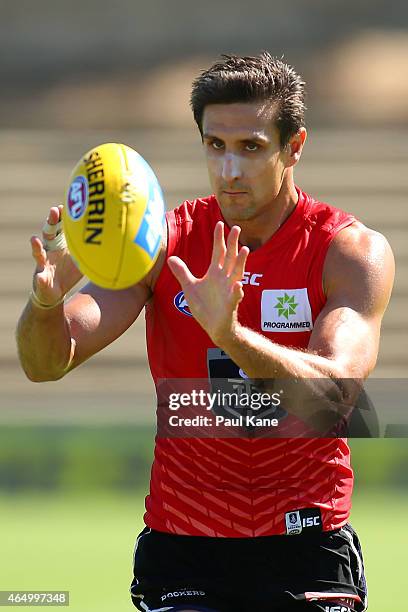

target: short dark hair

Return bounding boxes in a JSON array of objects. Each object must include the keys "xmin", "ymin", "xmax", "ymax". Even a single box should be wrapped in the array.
[{"xmin": 190, "ymin": 52, "xmax": 306, "ymax": 148}]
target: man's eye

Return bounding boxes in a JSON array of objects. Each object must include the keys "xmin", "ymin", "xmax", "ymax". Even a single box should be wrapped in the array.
[
  {"xmin": 244, "ymin": 143, "xmax": 259, "ymax": 151},
  {"xmin": 211, "ymin": 140, "xmax": 224, "ymax": 150}
]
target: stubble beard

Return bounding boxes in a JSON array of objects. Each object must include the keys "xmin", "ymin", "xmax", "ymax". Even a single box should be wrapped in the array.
[{"xmin": 218, "ymin": 193, "xmax": 259, "ymax": 223}]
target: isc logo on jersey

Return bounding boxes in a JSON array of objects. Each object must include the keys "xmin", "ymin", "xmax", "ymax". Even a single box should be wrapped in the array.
[
  {"xmin": 242, "ymin": 272, "xmax": 263, "ymax": 286},
  {"xmin": 285, "ymin": 509, "xmax": 321, "ymax": 535},
  {"xmin": 261, "ymin": 288, "xmax": 313, "ymax": 333}
]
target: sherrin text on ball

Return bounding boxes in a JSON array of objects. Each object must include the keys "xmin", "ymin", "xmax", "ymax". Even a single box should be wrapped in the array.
[{"xmin": 63, "ymin": 142, "xmax": 165, "ymax": 289}]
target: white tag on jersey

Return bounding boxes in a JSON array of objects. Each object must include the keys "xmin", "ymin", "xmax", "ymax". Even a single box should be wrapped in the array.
[
  {"xmin": 285, "ymin": 510, "xmax": 302, "ymax": 535},
  {"xmin": 261, "ymin": 288, "xmax": 313, "ymax": 333}
]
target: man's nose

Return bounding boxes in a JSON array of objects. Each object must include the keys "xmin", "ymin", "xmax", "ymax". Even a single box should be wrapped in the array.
[{"xmin": 221, "ymin": 154, "xmax": 242, "ymax": 182}]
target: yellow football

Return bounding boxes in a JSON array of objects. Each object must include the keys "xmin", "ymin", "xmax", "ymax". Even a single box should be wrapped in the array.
[{"xmin": 62, "ymin": 142, "xmax": 165, "ymax": 289}]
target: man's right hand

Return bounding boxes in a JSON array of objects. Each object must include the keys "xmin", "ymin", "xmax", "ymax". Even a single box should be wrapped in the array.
[{"xmin": 30, "ymin": 205, "xmax": 83, "ymax": 307}]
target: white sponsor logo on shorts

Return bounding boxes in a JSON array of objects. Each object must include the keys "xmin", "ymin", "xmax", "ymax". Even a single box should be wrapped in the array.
[{"xmin": 160, "ymin": 590, "xmax": 206, "ymax": 602}]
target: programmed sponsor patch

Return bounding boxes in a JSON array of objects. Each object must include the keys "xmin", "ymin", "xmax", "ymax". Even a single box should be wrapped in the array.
[{"xmin": 261, "ymin": 288, "xmax": 313, "ymax": 332}]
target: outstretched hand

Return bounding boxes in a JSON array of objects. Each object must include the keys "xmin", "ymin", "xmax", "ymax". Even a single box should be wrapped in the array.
[
  {"xmin": 31, "ymin": 205, "xmax": 83, "ymax": 307},
  {"xmin": 168, "ymin": 221, "xmax": 249, "ymax": 345}
]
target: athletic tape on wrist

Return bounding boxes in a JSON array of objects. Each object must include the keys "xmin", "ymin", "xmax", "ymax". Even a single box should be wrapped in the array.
[
  {"xmin": 42, "ymin": 220, "xmax": 67, "ymax": 251},
  {"xmin": 29, "ymin": 290, "xmax": 65, "ymax": 310}
]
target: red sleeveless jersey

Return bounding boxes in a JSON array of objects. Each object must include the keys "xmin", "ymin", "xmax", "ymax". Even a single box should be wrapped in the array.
[{"xmin": 144, "ymin": 187, "xmax": 356, "ymax": 537}]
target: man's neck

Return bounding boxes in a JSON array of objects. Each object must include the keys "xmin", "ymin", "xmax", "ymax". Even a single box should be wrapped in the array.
[{"xmin": 226, "ymin": 179, "xmax": 299, "ymax": 251}]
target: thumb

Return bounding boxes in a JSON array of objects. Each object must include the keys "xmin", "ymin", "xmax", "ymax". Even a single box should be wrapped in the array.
[{"xmin": 167, "ymin": 256, "xmax": 196, "ymax": 289}]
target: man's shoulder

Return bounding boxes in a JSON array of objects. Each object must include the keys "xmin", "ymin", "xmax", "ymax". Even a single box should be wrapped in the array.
[
  {"xmin": 145, "ymin": 195, "xmax": 218, "ymax": 291},
  {"xmin": 304, "ymin": 191, "xmax": 356, "ymax": 233},
  {"xmin": 166, "ymin": 194, "xmax": 218, "ymax": 246},
  {"xmin": 323, "ymin": 221, "xmax": 395, "ymax": 302},
  {"xmin": 327, "ymin": 221, "xmax": 393, "ymax": 262}
]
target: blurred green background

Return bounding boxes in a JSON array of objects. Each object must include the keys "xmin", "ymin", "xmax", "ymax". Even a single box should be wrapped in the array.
[
  {"xmin": 1, "ymin": 428, "xmax": 407, "ymax": 611},
  {"xmin": 1, "ymin": 1, "xmax": 407, "ymax": 610}
]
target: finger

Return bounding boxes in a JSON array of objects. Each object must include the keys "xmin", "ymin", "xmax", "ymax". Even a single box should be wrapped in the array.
[
  {"xmin": 231, "ymin": 280, "xmax": 244, "ymax": 306},
  {"xmin": 167, "ymin": 256, "xmax": 197, "ymax": 290},
  {"xmin": 42, "ymin": 205, "xmax": 67, "ymax": 251},
  {"xmin": 43, "ymin": 206, "xmax": 61, "ymax": 238},
  {"xmin": 31, "ymin": 235, "xmax": 47, "ymax": 270},
  {"xmin": 223, "ymin": 225, "xmax": 240, "ymax": 276},
  {"xmin": 49, "ymin": 205, "xmax": 61, "ymax": 223},
  {"xmin": 210, "ymin": 221, "xmax": 226, "ymax": 268},
  {"xmin": 230, "ymin": 245, "xmax": 250, "ymax": 283}
]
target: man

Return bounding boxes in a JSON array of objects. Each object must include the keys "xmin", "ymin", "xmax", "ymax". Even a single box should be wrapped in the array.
[{"xmin": 17, "ymin": 53, "xmax": 394, "ymax": 612}]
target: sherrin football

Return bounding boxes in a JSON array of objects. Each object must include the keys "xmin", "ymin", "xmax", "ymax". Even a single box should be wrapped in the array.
[{"xmin": 63, "ymin": 142, "xmax": 165, "ymax": 289}]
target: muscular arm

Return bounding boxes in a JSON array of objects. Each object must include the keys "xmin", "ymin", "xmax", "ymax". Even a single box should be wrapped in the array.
[
  {"xmin": 16, "ymin": 281, "xmax": 151, "ymax": 382},
  {"xmin": 217, "ymin": 223, "xmax": 394, "ymax": 380},
  {"xmin": 17, "ymin": 216, "xmax": 166, "ymax": 382},
  {"xmin": 168, "ymin": 221, "xmax": 394, "ymax": 426}
]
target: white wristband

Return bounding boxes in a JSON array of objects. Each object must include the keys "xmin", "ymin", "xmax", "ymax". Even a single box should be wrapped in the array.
[{"xmin": 29, "ymin": 290, "xmax": 65, "ymax": 310}]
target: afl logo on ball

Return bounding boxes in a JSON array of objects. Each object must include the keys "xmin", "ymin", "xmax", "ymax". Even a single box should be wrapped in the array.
[
  {"xmin": 67, "ymin": 175, "xmax": 88, "ymax": 220},
  {"xmin": 174, "ymin": 291, "xmax": 192, "ymax": 317}
]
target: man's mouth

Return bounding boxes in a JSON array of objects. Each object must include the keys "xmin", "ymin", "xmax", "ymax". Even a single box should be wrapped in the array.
[{"xmin": 223, "ymin": 190, "xmax": 247, "ymax": 195}]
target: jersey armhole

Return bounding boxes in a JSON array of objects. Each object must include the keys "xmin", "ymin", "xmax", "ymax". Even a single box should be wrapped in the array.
[
  {"xmin": 166, "ymin": 208, "xmax": 179, "ymax": 258},
  {"xmin": 315, "ymin": 217, "xmax": 357, "ymax": 305},
  {"xmin": 152, "ymin": 208, "xmax": 180, "ymax": 294}
]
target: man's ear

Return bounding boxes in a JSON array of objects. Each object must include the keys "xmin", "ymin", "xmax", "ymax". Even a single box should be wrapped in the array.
[{"xmin": 284, "ymin": 127, "xmax": 307, "ymax": 167}]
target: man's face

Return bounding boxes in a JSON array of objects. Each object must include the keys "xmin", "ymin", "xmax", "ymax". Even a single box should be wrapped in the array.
[{"xmin": 202, "ymin": 101, "xmax": 292, "ymax": 223}]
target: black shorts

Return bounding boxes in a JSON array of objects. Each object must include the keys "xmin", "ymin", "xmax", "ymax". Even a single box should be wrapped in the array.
[{"xmin": 130, "ymin": 524, "xmax": 367, "ymax": 612}]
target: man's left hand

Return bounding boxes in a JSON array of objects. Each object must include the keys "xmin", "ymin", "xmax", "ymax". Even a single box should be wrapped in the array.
[{"xmin": 168, "ymin": 221, "xmax": 249, "ymax": 345}]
